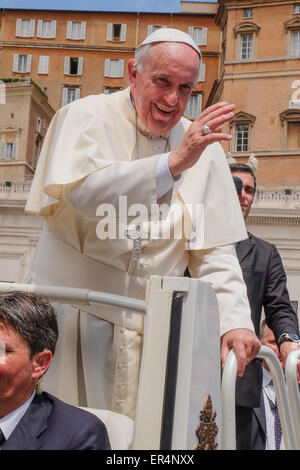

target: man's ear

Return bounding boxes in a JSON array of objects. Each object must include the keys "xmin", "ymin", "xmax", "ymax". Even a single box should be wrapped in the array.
[
  {"xmin": 128, "ymin": 59, "xmax": 137, "ymax": 86},
  {"xmin": 32, "ymin": 350, "xmax": 52, "ymax": 380}
]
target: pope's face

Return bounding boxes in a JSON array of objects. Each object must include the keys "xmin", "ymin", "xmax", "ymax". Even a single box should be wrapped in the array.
[{"xmin": 129, "ymin": 43, "xmax": 200, "ymax": 135}]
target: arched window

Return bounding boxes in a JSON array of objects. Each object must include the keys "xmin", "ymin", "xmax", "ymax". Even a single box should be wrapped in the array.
[{"xmin": 233, "ymin": 22, "xmax": 260, "ymax": 61}]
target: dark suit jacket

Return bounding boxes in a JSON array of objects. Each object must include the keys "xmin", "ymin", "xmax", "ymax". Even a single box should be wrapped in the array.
[
  {"xmin": 2, "ymin": 392, "xmax": 111, "ymax": 450},
  {"xmin": 235, "ymin": 232, "xmax": 299, "ymax": 449}
]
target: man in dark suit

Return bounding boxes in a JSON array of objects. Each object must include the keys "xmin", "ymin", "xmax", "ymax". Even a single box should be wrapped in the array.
[
  {"xmin": 230, "ymin": 163, "xmax": 300, "ymax": 450},
  {"xmin": 0, "ymin": 291, "xmax": 110, "ymax": 450},
  {"xmin": 251, "ymin": 320, "xmax": 300, "ymax": 450}
]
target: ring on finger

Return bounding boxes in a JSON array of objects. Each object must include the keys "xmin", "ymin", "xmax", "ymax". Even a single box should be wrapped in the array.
[{"xmin": 201, "ymin": 124, "xmax": 212, "ymax": 136}]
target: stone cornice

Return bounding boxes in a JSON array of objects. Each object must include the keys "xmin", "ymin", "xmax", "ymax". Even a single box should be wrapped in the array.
[{"xmin": 248, "ymin": 215, "xmax": 300, "ymax": 225}]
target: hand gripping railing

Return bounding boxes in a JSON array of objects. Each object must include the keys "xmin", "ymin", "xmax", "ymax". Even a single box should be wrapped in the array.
[
  {"xmin": 285, "ymin": 350, "xmax": 300, "ymax": 449},
  {"xmin": 222, "ymin": 345, "xmax": 297, "ymax": 450}
]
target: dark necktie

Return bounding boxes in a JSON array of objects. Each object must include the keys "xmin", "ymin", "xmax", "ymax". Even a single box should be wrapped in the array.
[
  {"xmin": 0, "ymin": 427, "xmax": 6, "ymax": 447},
  {"xmin": 274, "ymin": 401, "xmax": 282, "ymax": 450}
]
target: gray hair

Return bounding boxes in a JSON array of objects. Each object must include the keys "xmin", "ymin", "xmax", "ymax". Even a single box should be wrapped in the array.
[
  {"xmin": 0, "ymin": 291, "xmax": 58, "ymax": 358},
  {"xmin": 229, "ymin": 163, "xmax": 257, "ymax": 194}
]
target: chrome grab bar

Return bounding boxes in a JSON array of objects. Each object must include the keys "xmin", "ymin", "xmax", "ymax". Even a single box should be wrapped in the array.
[
  {"xmin": 0, "ymin": 282, "xmax": 147, "ymax": 313},
  {"xmin": 222, "ymin": 345, "xmax": 297, "ymax": 450},
  {"xmin": 285, "ymin": 350, "xmax": 300, "ymax": 449}
]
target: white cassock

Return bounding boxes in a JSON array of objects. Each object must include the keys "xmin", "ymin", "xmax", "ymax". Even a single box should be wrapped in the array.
[{"xmin": 25, "ymin": 88, "xmax": 254, "ymax": 419}]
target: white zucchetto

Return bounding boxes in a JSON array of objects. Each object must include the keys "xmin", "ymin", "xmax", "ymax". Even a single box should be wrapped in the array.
[{"xmin": 137, "ymin": 27, "xmax": 202, "ymax": 58}]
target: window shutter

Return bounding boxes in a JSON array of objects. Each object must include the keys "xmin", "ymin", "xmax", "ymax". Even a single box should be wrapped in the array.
[
  {"xmin": 77, "ymin": 57, "xmax": 83, "ymax": 75},
  {"xmin": 120, "ymin": 24, "xmax": 127, "ymax": 42},
  {"xmin": 37, "ymin": 19, "xmax": 43, "ymax": 37},
  {"xmin": 26, "ymin": 54, "xmax": 32, "ymax": 73},
  {"xmin": 201, "ymin": 27, "xmax": 208, "ymax": 46},
  {"xmin": 104, "ymin": 58, "xmax": 110, "ymax": 77},
  {"xmin": 64, "ymin": 56, "xmax": 70, "ymax": 74},
  {"xmin": 16, "ymin": 18, "xmax": 22, "ymax": 36},
  {"xmin": 107, "ymin": 23, "xmax": 113, "ymax": 40},
  {"xmin": 188, "ymin": 26, "xmax": 194, "ymax": 38},
  {"xmin": 13, "ymin": 54, "xmax": 19, "ymax": 72},
  {"xmin": 11, "ymin": 143, "xmax": 16, "ymax": 159},
  {"xmin": 66, "ymin": 21, "xmax": 72, "ymax": 39},
  {"xmin": 29, "ymin": 19, "xmax": 35, "ymax": 37},
  {"xmin": 50, "ymin": 20, "xmax": 57, "ymax": 38},
  {"xmin": 0, "ymin": 143, "xmax": 5, "ymax": 158},
  {"xmin": 118, "ymin": 59, "xmax": 124, "ymax": 77},
  {"xmin": 198, "ymin": 62, "xmax": 205, "ymax": 82},
  {"xmin": 75, "ymin": 88, "xmax": 80, "ymax": 100},
  {"xmin": 62, "ymin": 88, "xmax": 68, "ymax": 106},
  {"xmin": 148, "ymin": 25, "xmax": 154, "ymax": 35},
  {"xmin": 80, "ymin": 22, "xmax": 86, "ymax": 40},
  {"xmin": 39, "ymin": 56, "xmax": 49, "ymax": 74}
]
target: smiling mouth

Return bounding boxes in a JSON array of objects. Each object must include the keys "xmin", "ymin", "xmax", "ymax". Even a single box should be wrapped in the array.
[{"xmin": 155, "ymin": 104, "xmax": 174, "ymax": 114}]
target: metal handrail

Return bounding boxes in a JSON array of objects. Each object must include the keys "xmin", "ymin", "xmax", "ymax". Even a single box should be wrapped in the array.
[
  {"xmin": 285, "ymin": 350, "xmax": 300, "ymax": 448},
  {"xmin": 0, "ymin": 282, "xmax": 147, "ymax": 314},
  {"xmin": 221, "ymin": 349, "xmax": 237, "ymax": 450},
  {"xmin": 222, "ymin": 345, "xmax": 297, "ymax": 450}
]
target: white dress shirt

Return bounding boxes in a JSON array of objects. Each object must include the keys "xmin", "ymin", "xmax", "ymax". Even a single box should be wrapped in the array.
[
  {"xmin": 262, "ymin": 367, "xmax": 276, "ymax": 450},
  {"xmin": 0, "ymin": 391, "xmax": 36, "ymax": 448}
]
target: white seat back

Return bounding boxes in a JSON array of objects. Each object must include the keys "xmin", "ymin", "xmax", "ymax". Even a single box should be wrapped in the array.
[{"xmin": 80, "ymin": 407, "xmax": 134, "ymax": 450}]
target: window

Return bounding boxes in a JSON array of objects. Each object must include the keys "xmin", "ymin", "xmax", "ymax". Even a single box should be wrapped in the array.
[
  {"xmin": 61, "ymin": 87, "xmax": 80, "ymax": 106},
  {"xmin": 64, "ymin": 57, "xmax": 83, "ymax": 75},
  {"xmin": 188, "ymin": 26, "xmax": 208, "ymax": 46},
  {"xmin": 0, "ymin": 128, "xmax": 19, "ymax": 160},
  {"xmin": 235, "ymin": 124, "xmax": 249, "ymax": 152},
  {"xmin": 287, "ymin": 121, "xmax": 300, "ymax": 149},
  {"xmin": 66, "ymin": 21, "xmax": 86, "ymax": 40},
  {"xmin": 37, "ymin": 117, "xmax": 42, "ymax": 133},
  {"xmin": 291, "ymin": 31, "xmax": 300, "ymax": 56},
  {"xmin": 243, "ymin": 8, "xmax": 253, "ymax": 18},
  {"xmin": 198, "ymin": 62, "xmax": 206, "ymax": 82},
  {"xmin": 294, "ymin": 4, "xmax": 300, "ymax": 14},
  {"xmin": 280, "ymin": 109, "xmax": 300, "ymax": 149},
  {"xmin": 240, "ymin": 34, "xmax": 253, "ymax": 59},
  {"xmin": 230, "ymin": 111, "xmax": 255, "ymax": 153},
  {"xmin": 147, "ymin": 25, "xmax": 167, "ymax": 35},
  {"xmin": 38, "ymin": 56, "xmax": 49, "ymax": 74},
  {"xmin": 104, "ymin": 59, "xmax": 124, "ymax": 78},
  {"xmin": 103, "ymin": 86, "xmax": 122, "ymax": 94},
  {"xmin": 184, "ymin": 93, "xmax": 202, "ymax": 119},
  {"xmin": 15, "ymin": 18, "xmax": 35, "ymax": 37},
  {"xmin": 37, "ymin": 19, "xmax": 56, "ymax": 38},
  {"xmin": 0, "ymin": 142, "xmax": 16, "ymax": 159},
  {"xmin": 107, "ymin": 23, "xmax": 127, "ymax": 42},
  {"xmin": 34, "ymin": 136, "xmax": 42, "ymax": 168},
  {"xmin": 12, "ymin": 54, "xmax": 32, "ymax": 73},
  {"xmin": 233, "ymin": 22, "xmax": 260, "ymax": 61}
]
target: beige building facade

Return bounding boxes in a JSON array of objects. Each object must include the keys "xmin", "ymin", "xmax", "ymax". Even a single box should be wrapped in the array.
[
  {"xmin": 213, "ymin": 0, "xmax": 300, "ymax": 315},
  {"xmin": 0, "ymin": 79, "xmax": 53, "ymax": 283},
  {"xmin": 0, "ymin": 4, "xmax": 219, "ymax": 113}
]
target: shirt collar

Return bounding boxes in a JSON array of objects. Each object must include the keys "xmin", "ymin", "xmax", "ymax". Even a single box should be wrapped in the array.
[
  {"xmin": 0, "ymin": 390, "xmax": 36, "ymax": 441},
  {"xmin": 262, "ymin": 366, "xmax": 273, "ymax": 387}
]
